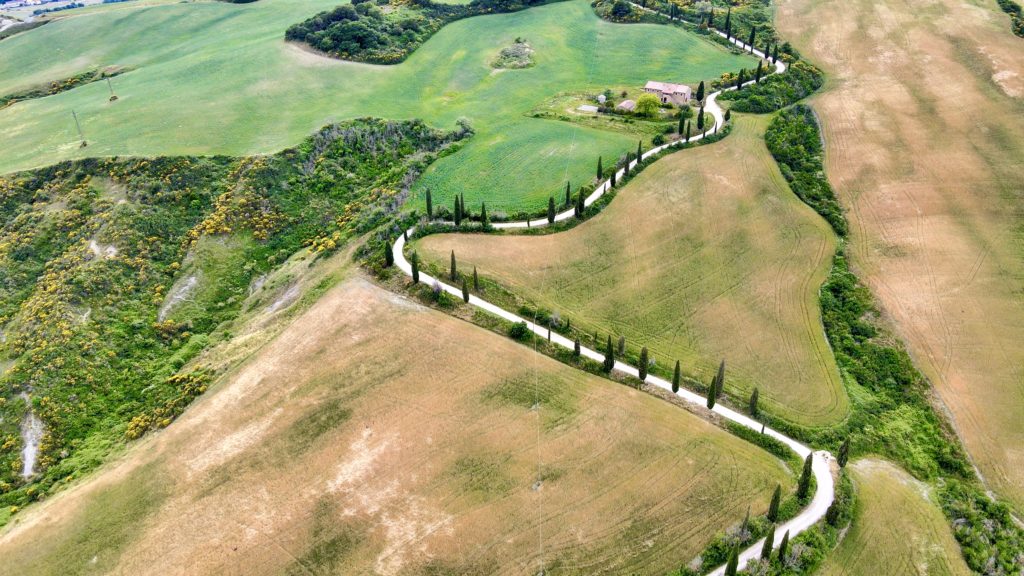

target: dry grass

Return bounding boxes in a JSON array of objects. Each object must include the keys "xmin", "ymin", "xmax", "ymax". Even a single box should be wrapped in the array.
[
  {"xmin": 416, "ymin": 116, "xmax": 847, "ymax": 426},
  {"xmin": 821, "ymin": 459, "xmax": 971, "ymax": 576},
  {"xmin": 778, "ymin": 0, "xmax": 1024, "ymax": 510},
  {"xmin": 0, "ymin": 267, "xmax": 792, "ymax": 575}
]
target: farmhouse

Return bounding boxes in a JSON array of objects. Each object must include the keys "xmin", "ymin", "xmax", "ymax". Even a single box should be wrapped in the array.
[{"xmin": 644, "ymin": 81, "xmax": 691, "ymax": 105}]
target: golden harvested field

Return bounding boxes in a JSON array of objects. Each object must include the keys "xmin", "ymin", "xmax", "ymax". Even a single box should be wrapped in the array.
[
  {"xmin": 820, "ymin": 460, "xmax": 971, "ymax": 576},
  {"xmin": 0, "ymin": 270, "xmax": 792, "ymax": 576},
  {"xmin": 778, "ymin": 0, "xmax": 1024, "ymax": 509},
  {"xmin": 416, "ymin": 116, "xmax": 848, "ymax": 426}
]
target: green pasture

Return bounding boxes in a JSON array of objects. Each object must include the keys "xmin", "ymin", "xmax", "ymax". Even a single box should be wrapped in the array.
[{"xmin": 0, "ymin": 0, "xmax": 755, "ymax": 210}]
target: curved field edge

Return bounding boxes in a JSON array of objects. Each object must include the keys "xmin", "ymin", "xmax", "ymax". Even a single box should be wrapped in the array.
[
  {"xmin": 412, "ymin": 115, "xmax": 849, "ymax": 427},
  {"xmin": 0, "ymin": 268, "xmax": 794, "ymax": 576}
]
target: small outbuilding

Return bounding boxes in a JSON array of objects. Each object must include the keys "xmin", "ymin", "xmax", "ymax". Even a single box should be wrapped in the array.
[{"xmin": 616, "ymin": 99, "xmax": 636, "ymax": 111}]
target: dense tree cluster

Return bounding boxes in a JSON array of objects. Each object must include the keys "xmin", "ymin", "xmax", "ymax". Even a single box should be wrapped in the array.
[
  {"xmin": 286, "ymin": 0, "xmax": 561, "ymax": 64},
  {"xmin": 718, "ymin": 60, "xmax": 823, "ymax": 113}
]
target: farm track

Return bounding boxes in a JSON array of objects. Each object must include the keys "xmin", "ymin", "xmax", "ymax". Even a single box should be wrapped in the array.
[{"xmin": 392, "ymin": 35, "xmax": 837, "ymax": 575}]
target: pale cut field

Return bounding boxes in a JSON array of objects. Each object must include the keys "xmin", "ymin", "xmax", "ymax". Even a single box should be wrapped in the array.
[
  {"xmin": 416, "ymin": 116, "xmax": 848, "ymax": 426},
  {"xmin": 777, "ymin": 0, "xmax": 1024, "ymax": 510},
  {"xmin": 820, "ymin": 459, "xmax": 971, "ymax": 576},
  {"xmin": 0, "ymin": 270, "xmax": 791, "ymax": 575}
]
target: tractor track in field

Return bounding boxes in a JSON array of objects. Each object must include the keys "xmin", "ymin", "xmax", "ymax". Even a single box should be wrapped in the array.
[{"xmin": 391, "ymin": 30, "xmax": 836, "ymax": 575}]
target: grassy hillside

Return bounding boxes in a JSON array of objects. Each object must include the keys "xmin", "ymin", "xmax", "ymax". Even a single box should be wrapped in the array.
[
  {"xmin": 415, "ymin": 115, "xmax": 848, "ymax": 426},
  {"xmin": 820, "ymin": 460, "xmax": 971, "ymax": 576},
  {"xmin": 778, "ymin": 0, "xmax": 1024, "ymax": 511},
  {"xmin": 0, "ymin": 0, "xmax": 757, "ymax": 212},
  {"xmin": 0, "ymin": 118, "xmax": 464, "ymax": 514},
  {"xmin": 0, "ymin": 272, "xmax": 793, "ymax": 575}
]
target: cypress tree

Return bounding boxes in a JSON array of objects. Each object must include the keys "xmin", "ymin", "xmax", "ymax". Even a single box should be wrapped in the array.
[
  {"xmin": 637, "ymin": 140, "xmax": 643, "ymax": 162},
  {"xmin": 624, "ymin": 155, "xmax": 630, "ymax": 177},
  {"xmin": 737, "ymin": 68, "xmax": 747, "ymax": 87},
  {"xmin": 639, "ymin": 347, "xmax": 649, "ymax": 381},
  {"xmin": 473, "ymin": 266, "xmax": 479, "ymax": 291},
  {"xmin": 462, "ymin": 277, "xmax": 469, "ymax": 303},
  {"xmin": 724, "ymin": 548, "xmax": 738, "ymax": 576},
  {"xmin": 715, "ymin": 360, "xmax": 726, "ymax": 397},
  {"xmin": 617, "ymin": 336, "xmax": 625, "ymax": 355},
  {"xmin": 672, "ymin": 360, "xmax": 680, "ymax": 393},
  {"xmin": 708, "ymin": 6, "xmax": 714, "ymax": 28},
  {"xmin": 825, "ymin": 500, "xmax": 841, "ymax": 526},
  {"xmin": 411, "ymin": 251, "xmax": 420, "ymax": 284},
  {"xmin": 838, "ymin": 438, "xmax": 850, "ymax": 468},
  {"xmin": 573, "ymin": 338, "xmax": 581, "ymax": 358},
  {"xmin": 724, "ymin": 109, "xmax": 732, "ymax": 122},
  {"xmin": 565, "ymin": 181, "xmax": 571, "ymax": 207},
  {"xmin": 384, "ymin": 241, "xmax": 394, "ymax": 267},
  {"xmin": 460, "ymin": 193, "xmax": 466, "ymax": 220},
  {"xmin": 705, "ymin": 378, "xmax": 716, "ymax": 409},
  {"xmin": 678, "ymin": 114, "xmax": 684, "ymax": 135},
  {"xmin": 767, "ymin": 484, "xmax": 781, "ymax": 522},
  {"xmin": 547, "ymin": 196, "xmax": 556, "ymax": 223},
  {"xmin": 797, "ymin": 453, "xmax": 813, "ymax": 499},
  {"xmin": 450, "ymin": 250, "xmax": 457, "ymax": 281},
  {"xmin": 610, "ymin": 169, "xmax": 617, "ymax": 188},
  {"xmin": 425, "ymin": 188, "xmax": 433, "ymax": 218},
  {"xmin": 748, "ymin": 27, "xmax": 757, "ymax": 52},
  {"xmin": 695, "ymin": 80, "xmax": 705, "ymax": 102},
  {"xmin": 597, "ymin": 156, "xmax": 603, "ymax": 180},
  {"xmin": 740, "ymin": 506, "xmax": 751, "ymax": 539},
  {"xmin": 750, "ymin": 387, "xmax": 759, "ymax": 417},
  {"xmin": 772, "ymin": 44, "xmax": 779, "ymax": 63},
  {"xmin": 603, "ymin": 335, "xmax": 615, "ymax": 373},
  {"xmin": 697, "ymin": 106, "xmax": 705, "ymax": 132},
  {"xmin": 685, "ymin": 122, "xmax": 691, "ymax": 142},
  {"xmin": 755, "ymin": 60, "xmax": 764, "ymax": 83},
  {"xmin": 575, "ymin": 190, "xmax": 585, "ymax": 217},
  {"xmin": 777, "ymin": 530, "xmax": 790, "ymax": 562},
  {"xmin": 724, "ymin": 7, "xmax": 731, "ymax": 38},
  {"xmin": 760, "ymin": 523, "xmax": 775, "ymax": 559},
  {"xmin": 454, "ymin": 196, "xmax": 462, "ymax": 226}
]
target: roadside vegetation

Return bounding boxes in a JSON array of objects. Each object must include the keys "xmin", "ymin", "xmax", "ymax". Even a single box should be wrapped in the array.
[
  {"xmin": 0, "ymin": 118, "xmax": 468, "ymax": 521},
  {"xmin": 995, "ymin": 0, "xmax": 1024, "ymax": 36}
]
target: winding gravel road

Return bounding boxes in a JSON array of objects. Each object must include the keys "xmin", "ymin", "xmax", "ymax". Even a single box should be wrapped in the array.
[{"xmin": 392, "ymin": 30, "xmax": 831, "ymax": 576}]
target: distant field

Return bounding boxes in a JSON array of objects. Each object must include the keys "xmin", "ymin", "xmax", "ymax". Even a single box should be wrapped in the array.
[
  {"xmin": 0, "ymin": 0, "xmax": 756, "ymax": 211},
  {"xmin": 778, "ymin": 0, "xmax": 1024, "ymax": 510},
  {"xmin": 820, "ymin": 460, "xmax": 971, "ymax": 576},
  {"xmin": 415, "ymin": 116, "xmax": 848, "ymax": 426},
  {"xmin": 0, "ymin": 270, "xmax": 792, "ymax": 575}
]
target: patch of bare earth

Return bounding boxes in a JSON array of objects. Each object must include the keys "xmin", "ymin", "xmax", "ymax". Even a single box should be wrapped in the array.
[
  {"xmin": 778, "ymin": 0, "xmax": 1024, "ymax": 509},
  {"xmin": 0, "ymin": 271, "xmax": 791, "ymax": 575}
]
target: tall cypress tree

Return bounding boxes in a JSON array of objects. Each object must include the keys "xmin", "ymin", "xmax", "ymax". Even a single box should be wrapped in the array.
[
  {"xmin": 697, "ymin": 106, "xmax": 705, "ymax": 132},
  {"xmin": 724, "ymin": 7, "xmax": 732, "ymax": 38},
  {"xmin": 760, "ymin": 524, "xmax": 775, "ymax": 559},
  {"xmin": 724, "ymin": 109, "xmax": 732, "ymax": 122},
  {"xmin": 636, "ymin": 140, "xmax": 643, "ymax": 162},
  {"xmin": 755, "ymin": 60, "xmax": 764, "ymax": 83},
  {"xmin": 610, "ymin": 169, "xmax": 617, "ymax": 188},
  {"xmin": 454, "ymin": 196, "xmax": 462, "ymax": 226},
  {"xmin": 565, "ymin": 181, "xmax": 571, "ymax": 207},
  {"xmin": 473, "ymin": 266, "xmax": 479, "ymax": 291},
  {"xmin": 797, "ymin": 453, "xmax": 814, "ymax": 499},
  {"xmin": 411, "ymin": 251, "xmax": 420, "ymax": 284},
  {"xmin": 705, "ymin": 379, "xmax": 716, "ymax": 409},
  {"xmin": 639, "ymin": 347, "xmax": 649, "ymax": 381},
  {"xmin": 838, "ymin": 438, "xmax": 850, "ymax": 468},
  {"xmin": 685, "ymin": 122, "xmax": 691, "ymax": 142},
  {"xmin": 708, "ymin": 6, "xmax": 714, "ymax": 28},
  {"xmin": 672, "ymin": 360, "xmax": 681, "ymax": 393},
  {"xmin": 480, "ymin": 202, "xmax": 489, "ymax": 227},
  {"xmin": 678, "ymin": 114, "xmax": 685, "ymax": 135},
  {"xmin": 624, "ymin": 155, "xmax": 630, "ymax": 177},
  {"xmin": 603, "ymin": 335, "xmax": 615, "ymax": 373},
  {"xmin": 772, "ymin": 44, "xmax": 779, "ymax": 63},
  {"xmin": 461, "ymin": 277, "xmax": 469, "ymax": 303},
  {"xmin": 597, "ymin": 156, "xmax": 603, "ymax": 179},
  {"xmin": 695, "ymin": 80, "xmax": 705, "ymax": 102},
  {"xmin": 715, "ymin": 360, "xmax": 726, "ymax": 397},
  {"xmin": 748, "ymin": 26, "xmax": 757, "ymax": 52},
  {"xmin": 450, "ymin": 250, "xmax": 457, "ymax": 281},
  {"xmin": 573, "ymin": 338, "xmax": 581, "ymax": 358},
  {"xmin": 384, "ymin": 241, "xmax": 394, "ymax": 267},
  {"xmin": 737, "ymin": 68, "xmax": 747, "ymax": 87},
  {"xmin": 767, "ymin": 484, "xmax": 781, "ymax": 522},
  {"xmin": 575, "ymin": 190, "xmax": 585, "ymax": 217},
  {"xmin": 724, "ymin": 548, "xmax": 738, "ymax": 576},
  {"xmin": 777, "ymin": 530, "xmax": 790, "ymax": 562},
  {"xmin": 547, "ymin": 196, "xmax": 556, "ymax": 223},
  {"xmin": 750, "ymin": 387, "xmax": 759, "ymax": 417},
  {"xmin": 618, "ymin": 336, "xmax": 626, "ymax": 355},
  {"xmin": 425, "ymin": 188, "xmax": 433, "ymax": 218}
]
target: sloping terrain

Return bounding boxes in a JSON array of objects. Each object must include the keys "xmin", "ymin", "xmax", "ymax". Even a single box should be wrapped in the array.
[
  {"xmin": 778, "ymin": 0, "xmax": 1024, "ymax": 509},
  {"xmin": 820, "ymin": 459, "xmax": 971, "ymax": 576},
  {"xmin": 0, "ymin": 270, "xmax": 792, "ymax": 575},
  {"xmin": 415, "ymin": 116, "xmax": 848, "ymax": 426}
]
